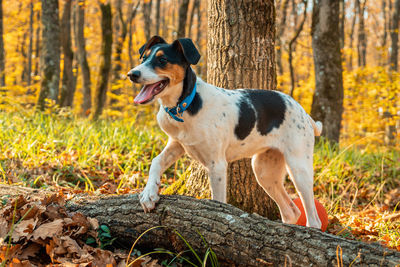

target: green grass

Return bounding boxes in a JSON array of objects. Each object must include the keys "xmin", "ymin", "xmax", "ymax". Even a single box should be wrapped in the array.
[
  {"xmin": 0, "ymin": 109, "xmax": 399, "ymax": 250},
  {"xmin": 0, "ymin": 108, "xmax": 189, "ymax": 190}
]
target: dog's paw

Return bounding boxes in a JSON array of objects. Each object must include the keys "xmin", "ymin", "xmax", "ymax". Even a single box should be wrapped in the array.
[{"xmin": 139, "ymin": 184, "xmax": 160, "ymax": 213}]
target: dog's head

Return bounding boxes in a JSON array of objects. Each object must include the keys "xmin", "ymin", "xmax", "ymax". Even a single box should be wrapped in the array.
[{"xmin": 128, "ymin": 36, "xmax": 200, "ymax": 105}]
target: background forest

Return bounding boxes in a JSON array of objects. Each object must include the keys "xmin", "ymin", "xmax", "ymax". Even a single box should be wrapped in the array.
[
  {"xmin": 0, "ymin": 0, "xmax": 399, "ymax": 146},
  {"xmin": 0, "ymin": 0, "xmax": 399, "ymax": 265}
]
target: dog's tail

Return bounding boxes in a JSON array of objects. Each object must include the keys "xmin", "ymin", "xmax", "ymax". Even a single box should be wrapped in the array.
[{"xmin": 308, "ymin": 115, "xmax": 323, "ymax": 136}]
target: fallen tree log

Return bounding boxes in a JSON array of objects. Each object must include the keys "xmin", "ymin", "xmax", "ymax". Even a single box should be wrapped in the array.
[{"xmin": 1, "ymin": 185, "xmax": 400, "ymax": 266}]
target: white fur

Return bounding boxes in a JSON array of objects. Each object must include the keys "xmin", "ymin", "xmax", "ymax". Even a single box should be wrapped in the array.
[{"xmin": 137, "ymin": 77, "xmax": 322, "ymax": 229}]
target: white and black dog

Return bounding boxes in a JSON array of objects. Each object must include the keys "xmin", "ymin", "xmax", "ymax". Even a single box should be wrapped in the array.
[{"xmin": 128, "ymin": 36, "xmax": 323, "ymax": 229}]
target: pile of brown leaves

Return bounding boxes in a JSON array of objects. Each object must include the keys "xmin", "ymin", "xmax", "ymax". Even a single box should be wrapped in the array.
[{"xmin": 0, "ymin": 193, "xmax": 160, "ymax": 267}]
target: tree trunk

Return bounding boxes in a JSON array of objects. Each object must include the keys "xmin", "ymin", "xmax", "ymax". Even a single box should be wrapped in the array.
[
  {"xmin": 91, "ymin": 1, "xmax": 112, "ymax": 120},
  {"xmin": 75, "ymin": 0, "xmax": 92, "ymax": 115},
  {"xmin": 175, "ymin": 0, "xmax": 279, "ymax": 220},
  {"xmin": 195, "ymin": 0, "xmax": 202, "ymax": 76},
  {"xmin": 0, "ymin": 0, "xmax": 4, "ymax": 87},
  {"xmin": 21, "ymin": 32, "xmax": 29, "ymax": 84},
  {"xmin": 289, "ymin": 0, "xmax": 308, "ymax": 97},
  {"xmin": 37, "ymin": 0, "xmax": 61, "ymax": 110},
  {"xmin": 155, "ymin": 0, "xmax": 161, "ymax": 35},
  {"xmin": 2, "ymin": 185, "xmax": 399, "ymax": 267},
  {"xmin": 276, "ymin": 0, "xmax": 290, "ymax": 76},
  {"xmin": 348, "ymin": 0, "xmax": 357, "ymax": 70},
  {"xmin": 187, "ymin": 0, "xmax": 199, "ymax": 38},
  {"xmin": 291, "ymin": 0, "xmax": 298, "ymax": 28},
  {"xmin": 389, "ymin": 0, "xmax": 400, "ymax": 71},
  {"xmin": 34, "ymin": 9, "xmax": 41, "ymax": 77},
  {"xmin": 356, "ymin": 0, "xmax": 367, "ymax": 67},
  {"xmin": 110, "ymin": 0, "xmax": 139, "ymax": 109},
  {"xmin": 128, "ymin": 2, "xmax": 140, "ymax": 68},
  {"xmin": 339, "ymin": 0, "xmax": 345, "ymax": 50},
  {"xmin": 27, "ymin": 0, "xmax": 34, "ymax": 87},
  {"xmin": 67, "ymin": 194, "xmax": 400, "ymax": 267},
  {"xmin": 142, "ymin": 0, "xmax": 152, "ymax": 40},
  {"xmin": 386, "ymin": 0, "xmax": 400, "ymax": 146},
  {"xmin": 177, "ymin": 0, "xmax": 189, "ymax": 38},
  {"xmin": 310, "ymin": 0, "xmax": 344, "ymax": 143},
  {"xmin": 382, "ymin": 0, "xmax": 388, "ymax": 49},
  {"xmin": 60, "ymin": 0, "xmax": 76, "ymax": 108},
  {"xmin": 109, "ymin": 0, "xmax": 126, "ymax": 109}
]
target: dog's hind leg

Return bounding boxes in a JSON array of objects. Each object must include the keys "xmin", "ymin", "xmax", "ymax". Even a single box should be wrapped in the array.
[
  {"xmin": 251, "ymin": 149, "xmax": 301, "ymax": 224},
  {"xmin": 285, "ymin": 153, "xmax": 321, "ymax": 229}
]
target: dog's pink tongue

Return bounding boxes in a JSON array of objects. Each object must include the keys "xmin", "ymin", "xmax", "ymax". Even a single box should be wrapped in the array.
[{"xmin": 134, "ymin": 83, "xmax": 158, "ymax": 104}]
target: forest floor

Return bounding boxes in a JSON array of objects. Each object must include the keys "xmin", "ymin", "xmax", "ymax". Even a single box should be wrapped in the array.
[{"xmin": 0, "ymin": 109, "xmax": 399, "ymax": 265}]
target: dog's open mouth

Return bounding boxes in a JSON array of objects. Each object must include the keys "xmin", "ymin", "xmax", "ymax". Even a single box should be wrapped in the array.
[{"xmin": 134, "ymin": 79, "xmax": 169, "ymax": 104}]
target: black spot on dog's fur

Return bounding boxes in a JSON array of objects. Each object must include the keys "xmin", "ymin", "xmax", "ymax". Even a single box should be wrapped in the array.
[
  {"xmin": 234, "ymin": 100, "xmax": 256, "ymax": 140},
  {"xmin": 235, "ymin": 90, "xmax": 286, "ymax": 138}
]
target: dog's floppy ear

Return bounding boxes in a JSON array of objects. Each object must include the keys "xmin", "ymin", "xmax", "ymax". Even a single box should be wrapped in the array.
[
  {"xmin": 172, "ymin": 38, "xmax": 201, "ymax": 65},
  {"xmin": 139, "ymin": 36, "xmax": 166, "ymax": 59}
]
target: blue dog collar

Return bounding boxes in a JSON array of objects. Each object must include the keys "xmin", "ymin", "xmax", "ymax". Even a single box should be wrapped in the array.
[{"xmin": 164, "ymin": 83, "xmax": 197, "ymax": 122}]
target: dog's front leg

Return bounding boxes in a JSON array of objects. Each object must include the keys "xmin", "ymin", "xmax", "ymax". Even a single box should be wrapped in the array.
[
  {"xmin": 206, "ymin": 160, "xmax": 228, "ymax": 203},
  {"xmin": 140, "ymin": 139, "xmax": 184, "ymax": 212}
]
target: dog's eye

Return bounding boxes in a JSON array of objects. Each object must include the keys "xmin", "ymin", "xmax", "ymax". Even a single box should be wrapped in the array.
[{"xmin": 158, "ymin": 57, "xmax": 167, "ymax": 64}]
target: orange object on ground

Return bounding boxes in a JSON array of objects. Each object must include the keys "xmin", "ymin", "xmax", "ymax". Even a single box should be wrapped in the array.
[{"xmin": 293, "ymin": 197, "xmax": 328, "ymax": 232}]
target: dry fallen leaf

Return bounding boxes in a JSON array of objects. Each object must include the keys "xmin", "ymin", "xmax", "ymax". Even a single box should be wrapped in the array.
[
  {"xmin": 92, "ymin": 248, "xmax": 117, "ymax": 267},
  {"xmin": 17, "ymin": 243, "xmax": 41, "ymax": 260},
  {"xmin": 19, "ymin": 204, "xmax": 46, "ymax": 220},
  {"xmin": 9, "ymin": 258, "xmax": 33, "ymax": 267},
  {"xmin": 32, "ymin": 219, "xmax": 64, "ymax": 240},
  {"xmin": 0, "ymin": 244, "xmax": 21, "ymax": 262},
  {"xmin": 87, "ymin": 217, "xmax": 99, "ymax": 230},
  {"xmin": 11, "ymin": 218, "xmax": 38, "ymax": 242},
  {"xmin": 61, "ymin": 236, "xmax": 82, "ymax": 257},
  {"xmin": 0, "ymin": 217, "xmax": 9, "ymax": 240}
]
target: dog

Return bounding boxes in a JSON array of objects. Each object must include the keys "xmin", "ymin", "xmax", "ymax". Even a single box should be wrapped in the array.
[{"xmin": 127, "ymin": 36, "xmax": 323, "ymax": 229}]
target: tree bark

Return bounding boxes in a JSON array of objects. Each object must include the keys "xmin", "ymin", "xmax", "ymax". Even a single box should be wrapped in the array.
[
  {"xmin": 195, "ymin": 0, "xmax": 202, "ymax": 76},
  {"xmin": 21, "ymin": 32, "xmax": 29, "ymax": 84},
  {"xmin": 110, "ymin": 0, "xmax": 139, "ymax": 109},
  {"xmin": 276, "ymin": 0, "xmax": 290, "ymax": 76},
  {"xmin": 128, "ymin": 2, "xmax": 140, "ymax": 68},
  {"xmin": 75, "ymin": 0, "xmax": 92, "ymax": 115},
  {"xmin": 356, "ymin": 0, "xmax": 367, "ymax": 67},
  {"xmin": 382, "ymin": 0, "xmax": 388, "ymax": 49},
  {"xmin": 155, "ymin": 0, "xmax": 161, "ymax": 36},
  {"xmin": 386, "ymin": 0, "xmax": 400, "ymax": 146},
  {"xmin": 389, "ymin": 0, "xmax": 400, "ymax": 71},
  {"xmin": 109, "ymin": 0, "xmax": 126, "ymax": 109},
  {"xmin": 348, "ymin": 0, "xmax": 357, "ymax": 70},
  {"xmin": 177, "ymin": 0, "xmax": 189, "ymax": 38},
  {"xmin": 27, "ymin": 0, "xmax": 34, "ymax": 87},
  {"xmin": 176, "ymin": 0, "xmax": 279, "ymax": 220},
  {"xmin": 60, "ymin": 0, "xmax": 76, "ymax": 108},
  {"xmin": 1, "ymin": 185, "xmax": 399, "ymax": 267},
  {"xmin": 91, "ymin": 1, "xmax": 113, "ymax": 120},
  {"xmin": 142, "ymin": 0, "xmax": 152, "ymax": 40},
  {"xmin": 289, "ymin": 0, "xmax": 308, "ymax": 97},
  {"xmin": 34, "ymin": 9, "xmax": 41, "ymax": 77},
  {"xmin": 0, "ymin": 0, "xmax": 4, "ymax": 87},
  {"xmin": 37, "ymin": 0, "xmax": 61, "ymax": 110},
  {"xmin": 187, "ymin": 0, "xmax": 199, "ymax": 38},
  {"xmin": 310, "ymin": 0, "xmax": 344, "ymax": 143},
  {"xmin": 339, "ymin": 0, "xmax": 345, "ymax": 50}
]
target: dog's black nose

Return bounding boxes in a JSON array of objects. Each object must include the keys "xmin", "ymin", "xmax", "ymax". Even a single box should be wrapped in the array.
[{"xmin": 127, "ymin": 70, "xmax": 141, "ymax": 82}]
